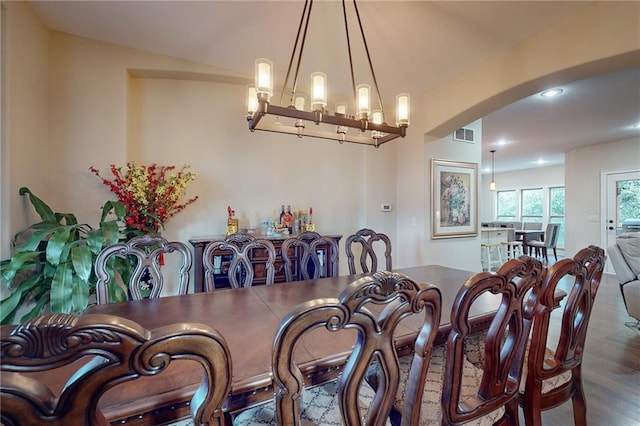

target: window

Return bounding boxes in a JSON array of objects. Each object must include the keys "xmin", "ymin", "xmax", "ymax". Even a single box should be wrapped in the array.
[
  {"xmin": 549, "ymin": 186, "xmax": 565, "ymax": 248},
  {"xmin": 496, "ymin": 190, "xmax": 516, "ymax": 221},
  {"xmin": 521, "ymin": 188, "xmax": 543, "ymax": 224}
]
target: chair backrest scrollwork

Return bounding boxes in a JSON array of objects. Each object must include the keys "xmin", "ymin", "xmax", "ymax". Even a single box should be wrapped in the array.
[
  {"xmin": 281, "ymin": 232, "xmax": 339, "ymax": 281},
  {"xmin": 273, "ymin": 271, "xmax": 442, "ymax": 425},
  {"xmin": 345, "ymin": 228, "xmax": 392, "ymax": 274},
  {"xmin": 203, "ymin": 234, "xmax": 276, "ymax": 290},
  {"xmin": 0, "ymin": 313, "xmax": 232, "ymax": 426},
  {"xmin": 95, "ymin": 234, "xmax": 192, "ymax": 304}
]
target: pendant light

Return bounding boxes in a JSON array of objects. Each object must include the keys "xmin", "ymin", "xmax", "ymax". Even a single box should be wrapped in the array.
[{"xmin": 246, "ymin": 0, "xmax": 409, "ymax": 148}]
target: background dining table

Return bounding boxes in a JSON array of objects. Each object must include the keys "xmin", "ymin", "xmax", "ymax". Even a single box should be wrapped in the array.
[
  {"xmin": 44, "ymin": 265, "xmax": 499, "ymax": 425},
  {"xmin": 516, "ymin": 229, "xmax": 546, "ymax": 254}
]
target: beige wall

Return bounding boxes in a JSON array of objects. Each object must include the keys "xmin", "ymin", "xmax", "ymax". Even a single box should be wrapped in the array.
[
  {"xmin": 2, "ymin": 1, "xmax": 639, "ymax": 295},
  {"xmin": 565, "ymin": 137, "xmax": 640, "ymax": 257},
  {"xmin": 1, "ymin": 1, "xmax": 48, "ymax": 260},
  {"xmin": 394, "ymin": 1, "xmax": 639, "ymax": 273}
]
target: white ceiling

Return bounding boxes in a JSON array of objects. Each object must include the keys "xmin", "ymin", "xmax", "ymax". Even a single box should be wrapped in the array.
[{"xmin": 28, "ymin": 0, "xmax": 640, "ymax": 173}]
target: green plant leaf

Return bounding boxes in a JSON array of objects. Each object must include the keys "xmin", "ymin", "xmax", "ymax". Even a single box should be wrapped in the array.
[
  {"xmin": 101, "ymin": 200, "xmax": 127, "ymax": 222},
  {"xmin": 0, "ymin": 291, "xmax": 24, "ymax": 324},
  {"xmin": 0, "ymin": 273, "xmax": 44, "ymax": 324},
  {"xmin": 46, "ymin": 226, "xmax": 73, "ymax": 266},
  {"xmin": 0, "ymin": 251, "xmax": 42, "ymax": 282},
  {"xmin": 55, "ymin": 212, "xmax": 78, "ymax": 225},
  {"xmin": 21, "ymin": 294, "xmax": 50, "ymax": 323},
  {"xmin": 101, "ymin": 220, "xmax": 120, "ymax": 246},
  {"xmin": 71, "ymin": 245, "xmax": 92, "ymax": 283},
  {"xmin": 70, "ymin": 273, "xmax": 89, "ymax": 312},
  {"xmin": 50, "ymin": 262, "xmax": 73, "ymax": 313},
  {"xmin": 19, "ymin": 187, "xmax": 56, "ymax": 222},
  {"xmin": 16, "ymin": 224, "xmax": 64, "ymax": 252},
  {"xmin": 86, "ymin": 228, "xmax": 104, "ymax": 255}
]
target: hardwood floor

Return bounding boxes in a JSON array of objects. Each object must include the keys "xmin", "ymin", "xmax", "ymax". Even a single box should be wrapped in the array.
[{"xmin": 526, "ymin": 271, "xmax": 640, "ymax": 425}]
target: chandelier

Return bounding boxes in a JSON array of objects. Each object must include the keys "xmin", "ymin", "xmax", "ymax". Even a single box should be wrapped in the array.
[{"xmin": 246, "ymin": 0, "xmax": 409, "ymax": 148}]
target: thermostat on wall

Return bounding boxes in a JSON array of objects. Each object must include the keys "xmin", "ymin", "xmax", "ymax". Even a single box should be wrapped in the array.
[{"xmin": 380, "ymin": 204, "xmax": 392, "ymax": 212}]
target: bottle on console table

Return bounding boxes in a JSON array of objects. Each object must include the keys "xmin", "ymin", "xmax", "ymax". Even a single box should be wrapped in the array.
[
  {"xmin": 279, "ymin": 205, "xmax": 285, "ymax": 226},
  {"xmin": 226, "ymin": 205, "xmax": 238, "ymax": 235},
  {"xmin": 306, "ymin": 206, "xmax": 315, "ymax": 231},
  {"xmin": 283, "ymin": 205, "xmax": 293, "ymax": 234}
]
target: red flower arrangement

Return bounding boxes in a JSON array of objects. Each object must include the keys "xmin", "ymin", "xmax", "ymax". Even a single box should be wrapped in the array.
[{"xmin": 90, "ymin": 163, "xmax": 199, "ymax": 233}]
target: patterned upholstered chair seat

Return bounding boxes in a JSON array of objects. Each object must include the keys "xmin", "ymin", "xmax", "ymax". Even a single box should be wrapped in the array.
[
  {"xmin": 369, "ymin": 345, "xmax": 503, "ymax": 425},
  {"xmin": 233, "ymin": 379, "xmax": 386, "ymax": 425},
  {"xmin": 463, "ymin": 333, "xmax": 572, "ymax": 395}
]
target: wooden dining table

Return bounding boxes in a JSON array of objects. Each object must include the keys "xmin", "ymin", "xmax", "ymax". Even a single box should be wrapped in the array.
[{"xmin": 79, "ymin": 265, "xmax": 497, "ymax": 425}]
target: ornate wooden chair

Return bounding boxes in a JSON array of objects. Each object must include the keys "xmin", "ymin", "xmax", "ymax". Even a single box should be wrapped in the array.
[
  {"xmin": 203, "ymin": 233, "xmax": 276, "ymax": 290},
  {"xmin": 281, "ymin": 231, "xmax": 339, "ymax": 281},
  {"xmin": 0, "ymin": 313, "xmax": 232, "ymax": 426},
  {"xmin": 390, "ymin": 256, "xmax": 545, "ymax": 425},
  {"xmin": 345, "ymin": 228, "xmax": 392, "ymax": 274},
  {"xmin": 520, "ymin": 245, "xmax": 606, "ymax": 426},
  {"xmin": 232, "ymin": 270, "xmax": 442, "ymax": 426},
  {"xmin": 95, "ymin": 234, "xmax": 192, "ymax": 304}
]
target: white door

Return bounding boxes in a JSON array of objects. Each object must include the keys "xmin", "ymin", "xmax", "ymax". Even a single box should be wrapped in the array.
[{"xmin": 603, "ymin": 170, "xmax": 640, "ymax": 273}]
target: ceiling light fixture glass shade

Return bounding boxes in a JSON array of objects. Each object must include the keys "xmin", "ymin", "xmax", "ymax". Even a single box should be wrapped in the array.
[
  {"xmin": 490, "ymin": 149, "xmax": 496, "ymax": 191},
  {"xmin": 246, "ymin": 0, "xmax": 409, "ymax": 147}
]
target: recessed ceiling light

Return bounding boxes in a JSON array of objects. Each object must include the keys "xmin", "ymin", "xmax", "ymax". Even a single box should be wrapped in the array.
[
  {"xmin": 540, "ymin": 88, "xmax": 563, "ymax": 98},
  {"xmin": 497, "ymin": 139, "xmax": 510, "ymax": 146}
]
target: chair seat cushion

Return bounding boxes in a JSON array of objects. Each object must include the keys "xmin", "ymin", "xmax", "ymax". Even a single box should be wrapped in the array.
[
  {"xmin": 233, "ymin": 379, "xmax": 387, "ymax": 426},
  {"xmin": 617, "ymin": 233, "xmax": 640, "ymax": 278},
  {"xmin": 379, "ymin": 345, "xmax": 504, "ymax": 425},
  {"xmin": 463, "ymin": 333, "xmax": 572, "ymax": 394}
]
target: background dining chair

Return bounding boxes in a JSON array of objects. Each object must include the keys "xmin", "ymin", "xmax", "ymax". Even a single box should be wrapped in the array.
[
  {"xmin": 232, "ymin": 270, "xmax": 442, "ymax": 426},
  {"xmin": 528, "ymin": 223, "xmax": 561, "ymax": 262},
  {"xmin": 523, "ymin": 222, "xmax": 543, "ymax": 230},
  {"xmin": 0, "ymin": 313, "xmax": 232, "ymax": 426},
  {"xmin": 203, "ymin": 233, "xmax": 276, "ymax": 290},
  {"xmin": 520, "ymin": 245, "xmax": 606, "ymax": 426},
  {"xmin": 345, "ymin": 228, "xmax": 392, "ymax": 274},
  {"xmin": 501, "ymin": 228, "xmax": 524, "ymax": 260},
  {"xmin": 95, "ymin": 234, "xmax": 192, "ymax": 304},
  {"xmin": 281, "ymin": 231, "xmax": 339, "ymax": 281},
  {"xmin": 388, "ymin": 256, "xmax": 545, "ymax": 426}
]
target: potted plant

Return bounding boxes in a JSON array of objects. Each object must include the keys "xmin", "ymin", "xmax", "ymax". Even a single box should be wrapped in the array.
[{"xmin": 0, "ymin": 187, "xmax": 131, "ymax": 324}]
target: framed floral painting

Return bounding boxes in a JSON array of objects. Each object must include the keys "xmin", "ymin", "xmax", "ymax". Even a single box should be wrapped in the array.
[{"xmin": 431, "ymin": 159, "xmax": 478, "ymax": 239}]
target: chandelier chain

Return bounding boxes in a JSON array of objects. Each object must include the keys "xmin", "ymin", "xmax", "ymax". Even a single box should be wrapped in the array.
[
  {"xmin": 342, "ymin": 0, "xmax": 357, "ymax": 103},
  {"xmin": 352, "ymin": 0, "xmax": 384, "ymax": 114},
  {"xmin": 281, "ymin": 0, "xmax": 312, "ymax": 106}
]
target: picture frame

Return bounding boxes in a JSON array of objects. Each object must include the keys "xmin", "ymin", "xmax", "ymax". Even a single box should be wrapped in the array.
[{"xmin": 431, "ymin": 159, "xmax": 478, "ymax": 239}]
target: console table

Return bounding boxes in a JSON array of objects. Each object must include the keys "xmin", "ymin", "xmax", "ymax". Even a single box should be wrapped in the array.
[{"xmin": 188, "ymin": 234, "xmax": 342, "ymax": 292}]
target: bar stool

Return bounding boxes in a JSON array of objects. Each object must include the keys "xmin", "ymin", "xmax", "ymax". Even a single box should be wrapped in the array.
[
  {"xmin": 501, "ymin": 240, "xmax": 523, "ymax": 260},
  {"xmin": 481, "ymin": 242, "xmax": 504, "ymax": 272}
]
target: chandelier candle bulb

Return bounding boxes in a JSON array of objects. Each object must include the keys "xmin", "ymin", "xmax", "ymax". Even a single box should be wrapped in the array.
[
  {"xmin": 255, "ymin": 58, "xmax": 273, "ymax": 99},
  {"xmin": 294, "ymin": 94, "xmax": 306, "ymax": 111},
  {"xmin": 335, "ymin": 103, "xmax": 348, "ymax": 138},
  {"xmin": 247, "ymin": 85, "xmax": 258, "ymax": 115},
  {"xmin": 310, "ymin": 72, "xmax": 327, "ymax": 111},
  {"xmin": 356, "ymin": 84, "xmax": 370, "ymax": 119},
  {"xmin": 396, "ymin": 93, "xmax": 410, "ymax": 126},
  {"xmin": 371, "ymin": 110, "xmax": 384, "ymax": 139}
]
